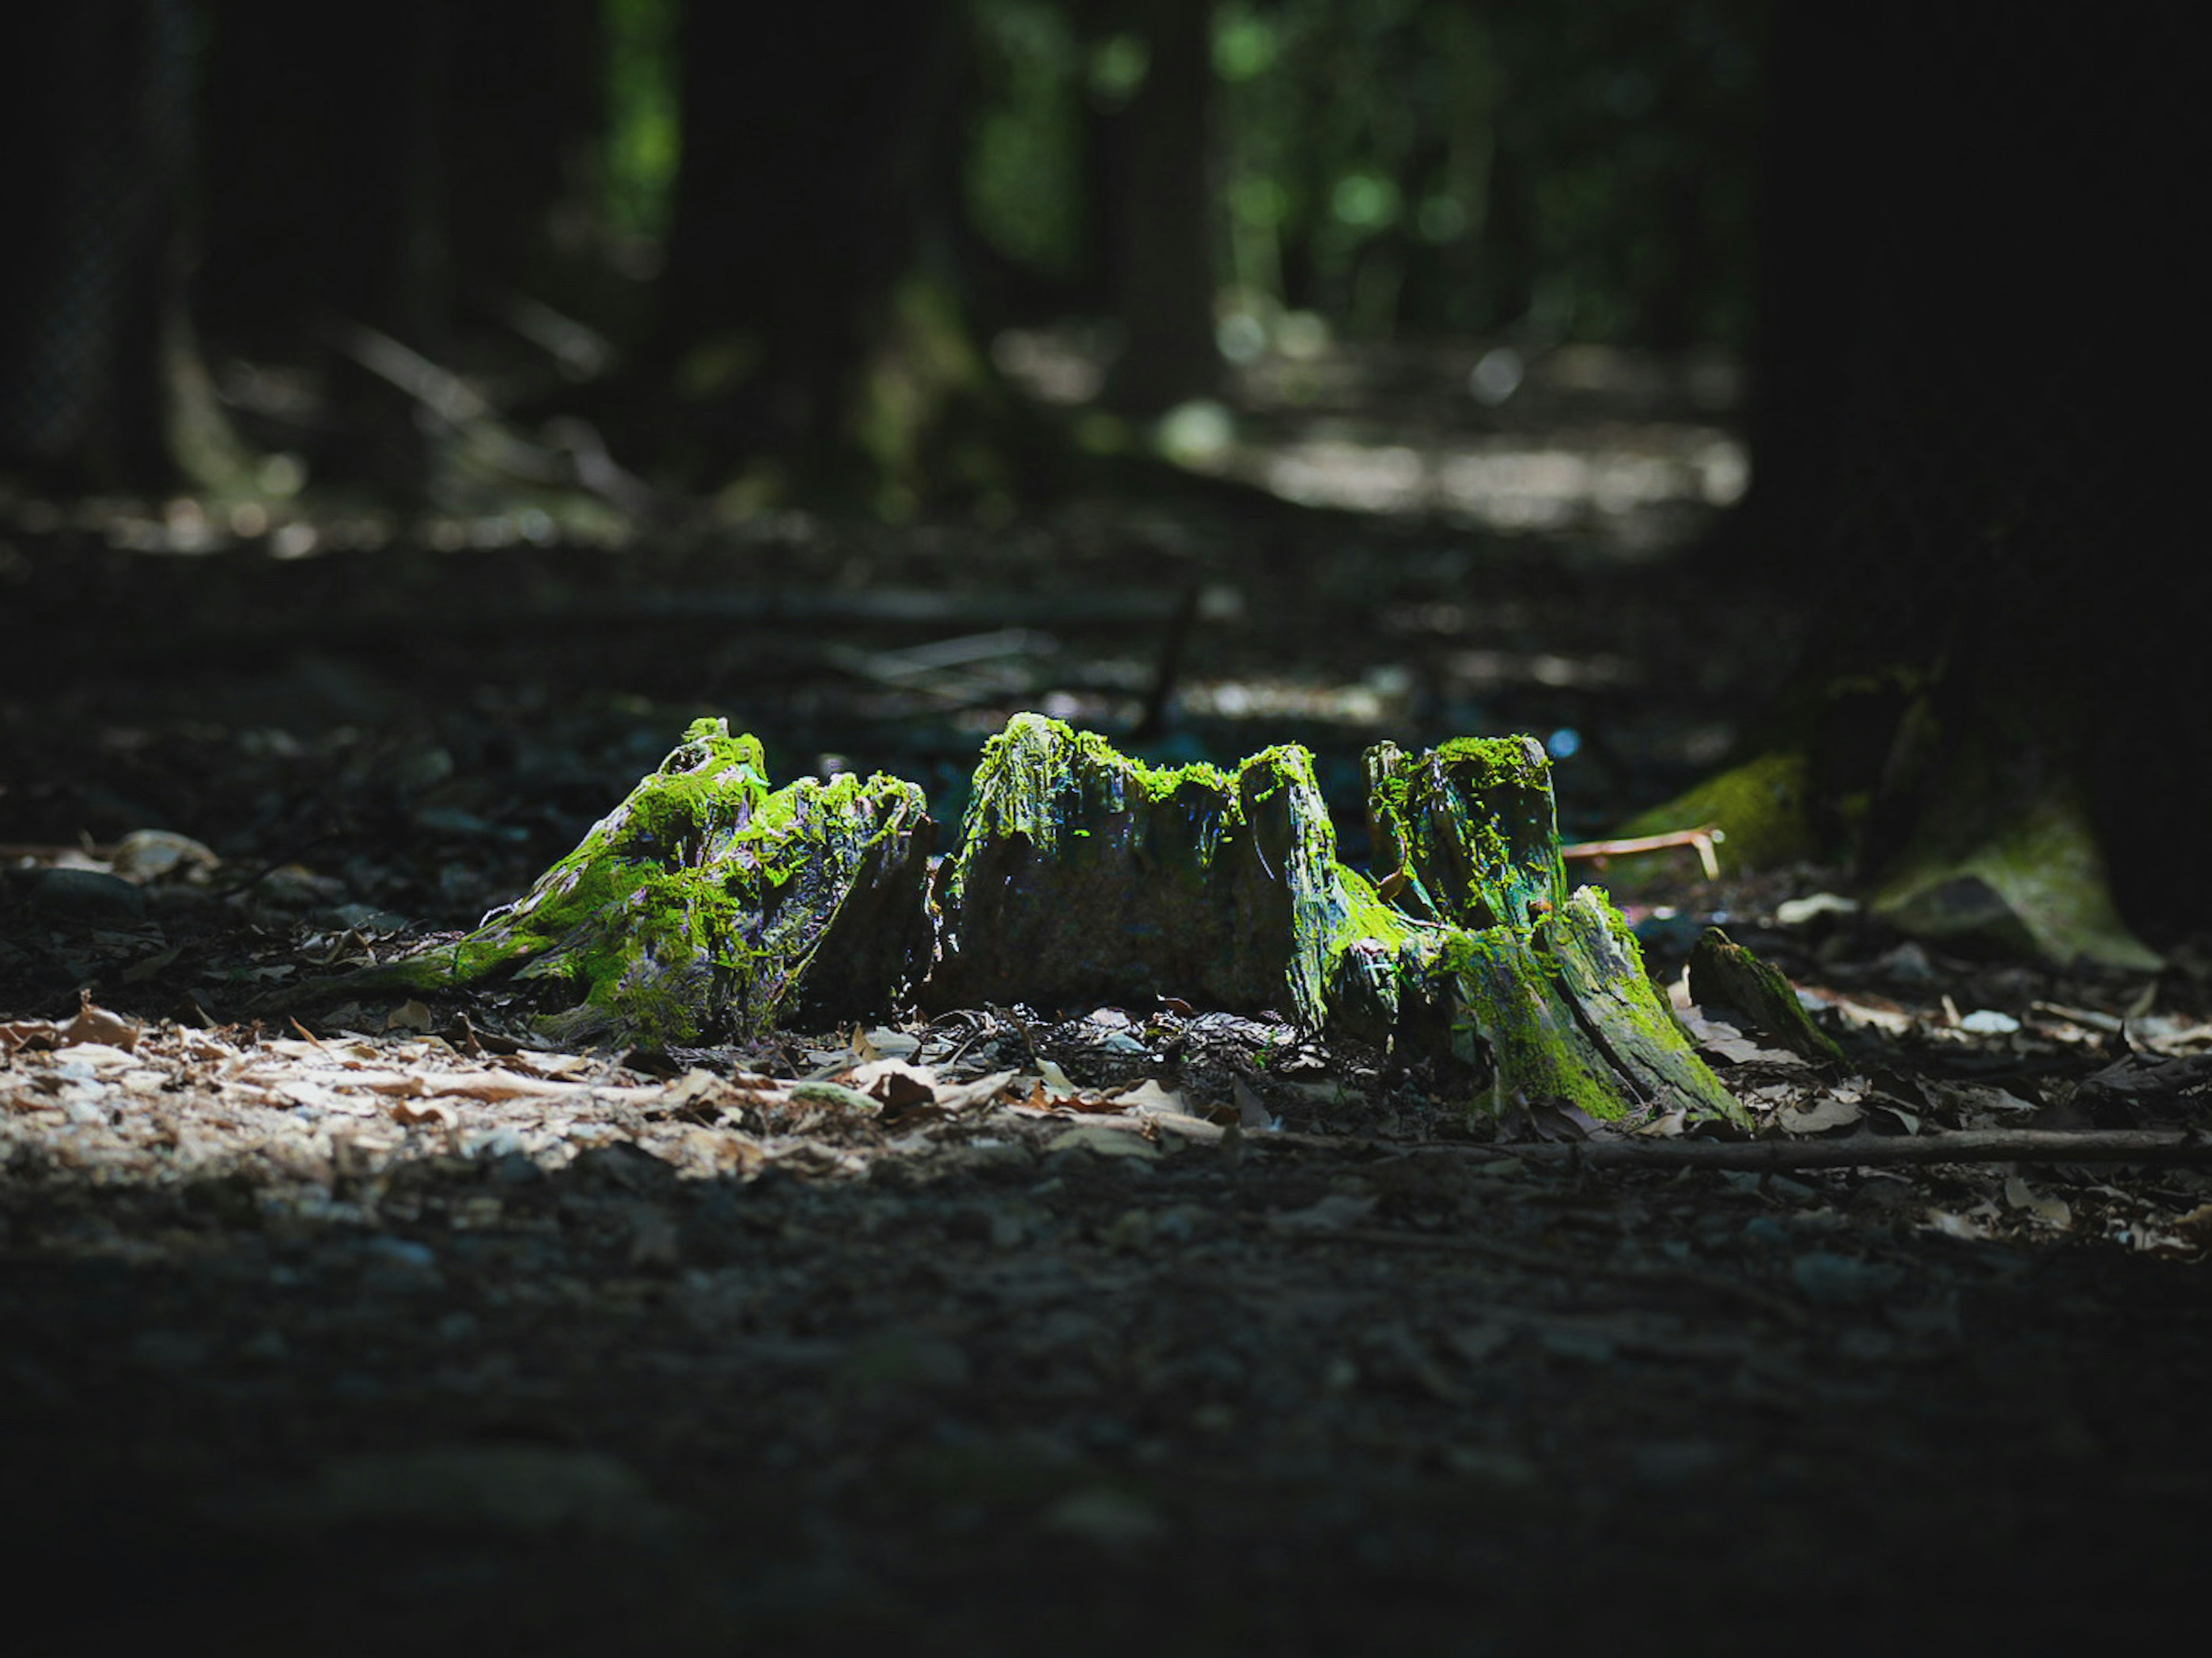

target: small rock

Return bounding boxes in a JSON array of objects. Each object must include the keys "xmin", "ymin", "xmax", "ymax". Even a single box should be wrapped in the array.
[
  {"xmin": 22, "ymin": 868, "xmax": 148, "ymax": 925},
  {"xmin": 316, "ymin": 1445, "xmax": 669, "ymax": 1535},
  {"xmin": 1041, "ymin": 1486, "xmax": 1165, "ymax": 1547},
  {"xmin": 1790, "ymin": 1250, "xmax": 1903, "ymax": 1308}
]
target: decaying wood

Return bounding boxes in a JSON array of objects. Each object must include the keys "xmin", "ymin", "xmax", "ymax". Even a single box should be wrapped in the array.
[
  {"xmin": 1688, "ymin": 925, "xmax": 1846, "ymax": 1063},
  {"xmin": 338, "ymin": 714, "xmax": 1763, "ymax": 1128},
  {"xmin": 1496, "ymin": 1128, "xmax": 2212, "ymax": 1170}
]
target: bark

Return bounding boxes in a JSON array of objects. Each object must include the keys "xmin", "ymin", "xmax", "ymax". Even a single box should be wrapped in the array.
[{"xmin": 1715, "ymin": 5, "xmax": 2200, "ymax": 950}]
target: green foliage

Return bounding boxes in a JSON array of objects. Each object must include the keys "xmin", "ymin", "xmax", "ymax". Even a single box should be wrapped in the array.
[
  {"xmin": 603, "ymin": 0, "xmax": 681, "ymax": 241},
  {"xmin": 967, "ymin": 1, "xmax": 1088, "ymax": 277},
  {"xmin": 961, "ymin": 0, "xmax": 1761, "ymax": 346}
]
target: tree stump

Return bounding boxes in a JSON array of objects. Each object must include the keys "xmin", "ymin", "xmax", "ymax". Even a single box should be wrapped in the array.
[
  {"xmin": 355, "ymin": 714, "xmax": 1747, "ymax": 1129},
  {"xmin": 369, "ymin": 719, "xmax": 935, "ymax": 1045}
]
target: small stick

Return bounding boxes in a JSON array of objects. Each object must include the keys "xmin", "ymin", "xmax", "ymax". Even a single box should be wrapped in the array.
[
  {"xmin": 1493, "ymin": 1128, "xmax": 2212, "ymax": 1171},
  {"xmin": 1562, "ymin": 826, "xmax": 1723, "ymax": 881}
]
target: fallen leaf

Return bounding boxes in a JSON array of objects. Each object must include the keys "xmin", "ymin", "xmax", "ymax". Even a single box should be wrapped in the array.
[
  {"xmin": 2003, "ymin": 1176, "xmax": 2072, "ymax": 1227},
  {"xmin": 845, "ymin": 1056, "xmax": 941, "ymax": 1112},
  {"xmin": 60, "ymin": 998, "xmax": 144, "ymax": 1052},
  {"xmin": 682, "ymin": 1126, "xmax": 766, "ymax": 1175},
  {"xmin": 1268, "ymin": 1192, "xmax": 1378, "ymax": 1232},
  {"xmin": 1111, "ymin": 1079, "xmax": 1190, "ymax": 1118},
  {"xmin": 1045, "ymin": 1124, "xmax": 1158, "ymax": 1159},
  {"xmin": 931, "ymin": 1070, "xmax": 1017, "ymax": 1113},
  {"xmin": 384, "ymin": 999, "xmax": 435, "ymax": 1033},
  {"xmin": 788, "ymin": 1080, "xmax": 880, "ymax": 1114},
  {"xmin": 1777, "ymin": 1095, "xmax": 1865, "ymax": 1135}
]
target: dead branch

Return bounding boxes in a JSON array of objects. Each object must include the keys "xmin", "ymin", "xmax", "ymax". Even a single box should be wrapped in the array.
[
  {"xmin": 1561, "ymin": 825, "xmax": 1721, "ymax": 880},
  {"xmin": 1491, "ymin": 1128, "xmax": 2212, "ymax": 1171}
]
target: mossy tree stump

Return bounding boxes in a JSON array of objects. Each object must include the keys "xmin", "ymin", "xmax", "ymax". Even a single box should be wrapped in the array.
[{"xmin": 358, "ymin": 714, "xmax": 1747, "ymax": 1130}]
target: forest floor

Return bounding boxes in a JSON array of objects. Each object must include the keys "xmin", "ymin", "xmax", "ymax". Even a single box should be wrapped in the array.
[{"xmin": 2, "ymin": 346, "xmax": 2208, "ymax": 1651}]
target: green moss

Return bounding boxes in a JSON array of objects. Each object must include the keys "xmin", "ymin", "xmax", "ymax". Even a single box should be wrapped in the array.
[
  {"xmin": 1550, "ymin": 891, "xmax": 1749, "ymax": 1126},
  {"xmin": 1872, "ymin": 787, "xmax": 2161, "ymax": 972},
  {"xmin": 1438, "ymin": 925, "xmax": 1628, "ymax": 1122},
  {"xmin": 370, "ymin": 720, "xmax": 933, "ymax": 1046},
  {"xmin": 1611, "ymin": 749, "xmax": 1816, "ymax": 882},
  {"xmin": 934, "ymin": 715, "xmax": 1348, "ymax": 1024},
  {"xmin": 1364, "ymin": 735, "xmax": 1566, "ymax": 928}
]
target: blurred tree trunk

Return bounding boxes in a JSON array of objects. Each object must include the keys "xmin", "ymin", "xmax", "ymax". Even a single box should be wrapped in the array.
[
  {"xmin": 449, "ymin": 0, "xmax": 605, "ymax": 306},
  {"xmin": 1099, "ymin": 0, "xmax": 1221, "ymax": 415},
  {"xmin": 654, "ymin": 0, "xmax": 980, "ymax": 500},
  {"xmin": 1744, "ymin": 6, "xmax": 2199, "ymax": 951},
  {"xmin": 199, "ymin": 0, "xmax": 453, "ymax": 352},
  {"xmin": 196, "ymin": 0, "xmax": 454, "ymax": 492},
  {"xmin": 0, "ymin": 1, "xmax": 199, "ymax": 487}
]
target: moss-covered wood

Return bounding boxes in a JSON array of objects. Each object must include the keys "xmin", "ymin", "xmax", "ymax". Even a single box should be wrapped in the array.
[
  {"xmin": 925, "ymin": 713, "xmax": 1358, "ymax": 1025},
  {"xmin": 1365, "ymin": 735, "xmax": 1567, "ymax": 929},
  {"xmin": 1547, "ymin": 891, "xmax": 1750, "ymax": 1124},
  {"xmin": 355, "ymin": 713, "xmax": 1744, "ymax": 1130},
  {"xmin": 365, "ymin": 719, "xmax": 935, "ymax": 1046},
  {"xmin": 1687, "ymin": 927, "xmax": 1844, "ymax": 1064}
]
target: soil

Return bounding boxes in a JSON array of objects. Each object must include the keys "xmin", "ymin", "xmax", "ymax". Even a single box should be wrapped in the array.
[{"xmin": 3, "ymin": 358, "xmax": 2207, "ymax": 1652}]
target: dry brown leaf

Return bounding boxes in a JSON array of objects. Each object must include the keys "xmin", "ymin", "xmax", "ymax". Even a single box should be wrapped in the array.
[
  {"xmin": 60, "ymin": 999, "xmax": 144, "ymax": 1052},
  {"xmin": 682, "ymin": 1126, "xmax": 767, "ymax": 1175},
  {"xmin": 844, "ymin": 1057, "xmax": 941, "ymax": 1112},
  {"xmin": 929, "ymin": 1070, "xmax": 1018, "ymax": 1114},
  {"xmin": 0, "ymin": 1019, "xmax": 59, "ymax": 1053},
  {"xmin": 1111, "ymin": 1079, "xmax": 1191, "ymax": 1118}
]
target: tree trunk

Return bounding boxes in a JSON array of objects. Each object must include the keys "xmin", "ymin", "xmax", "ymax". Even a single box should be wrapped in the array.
[
  {"xmin": 1099, "ymin": 0, "xmax": 1222, "ymax": 413},
  {"xmin": 1721, "ymin": 5, "xmax": 2200, "ymax": 954},
  {"xmin": 654, "ymin": 0, "xmax": 977, "ymax": 495},
  {"xmin": 0, "ymin": 1, "xmax": 194, "ymax": 486}
]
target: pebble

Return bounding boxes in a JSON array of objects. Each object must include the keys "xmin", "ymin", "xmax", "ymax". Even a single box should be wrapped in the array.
[{"xmin": 22, "ymin": 868, "xmax": 148, "ymax": 924}]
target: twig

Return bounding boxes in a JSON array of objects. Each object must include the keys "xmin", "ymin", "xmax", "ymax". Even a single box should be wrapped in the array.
[
  {"xmin": 0, "ymin": 843, "xmax": 118, "ymax": 861},
  {"xmin": 1492, "ymin": 1128, "xmax": 2212, "ymax": 1171},
  {"xmin": 1562, "ymin": 826, "xmax": 1722, "ymax": 881}
]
